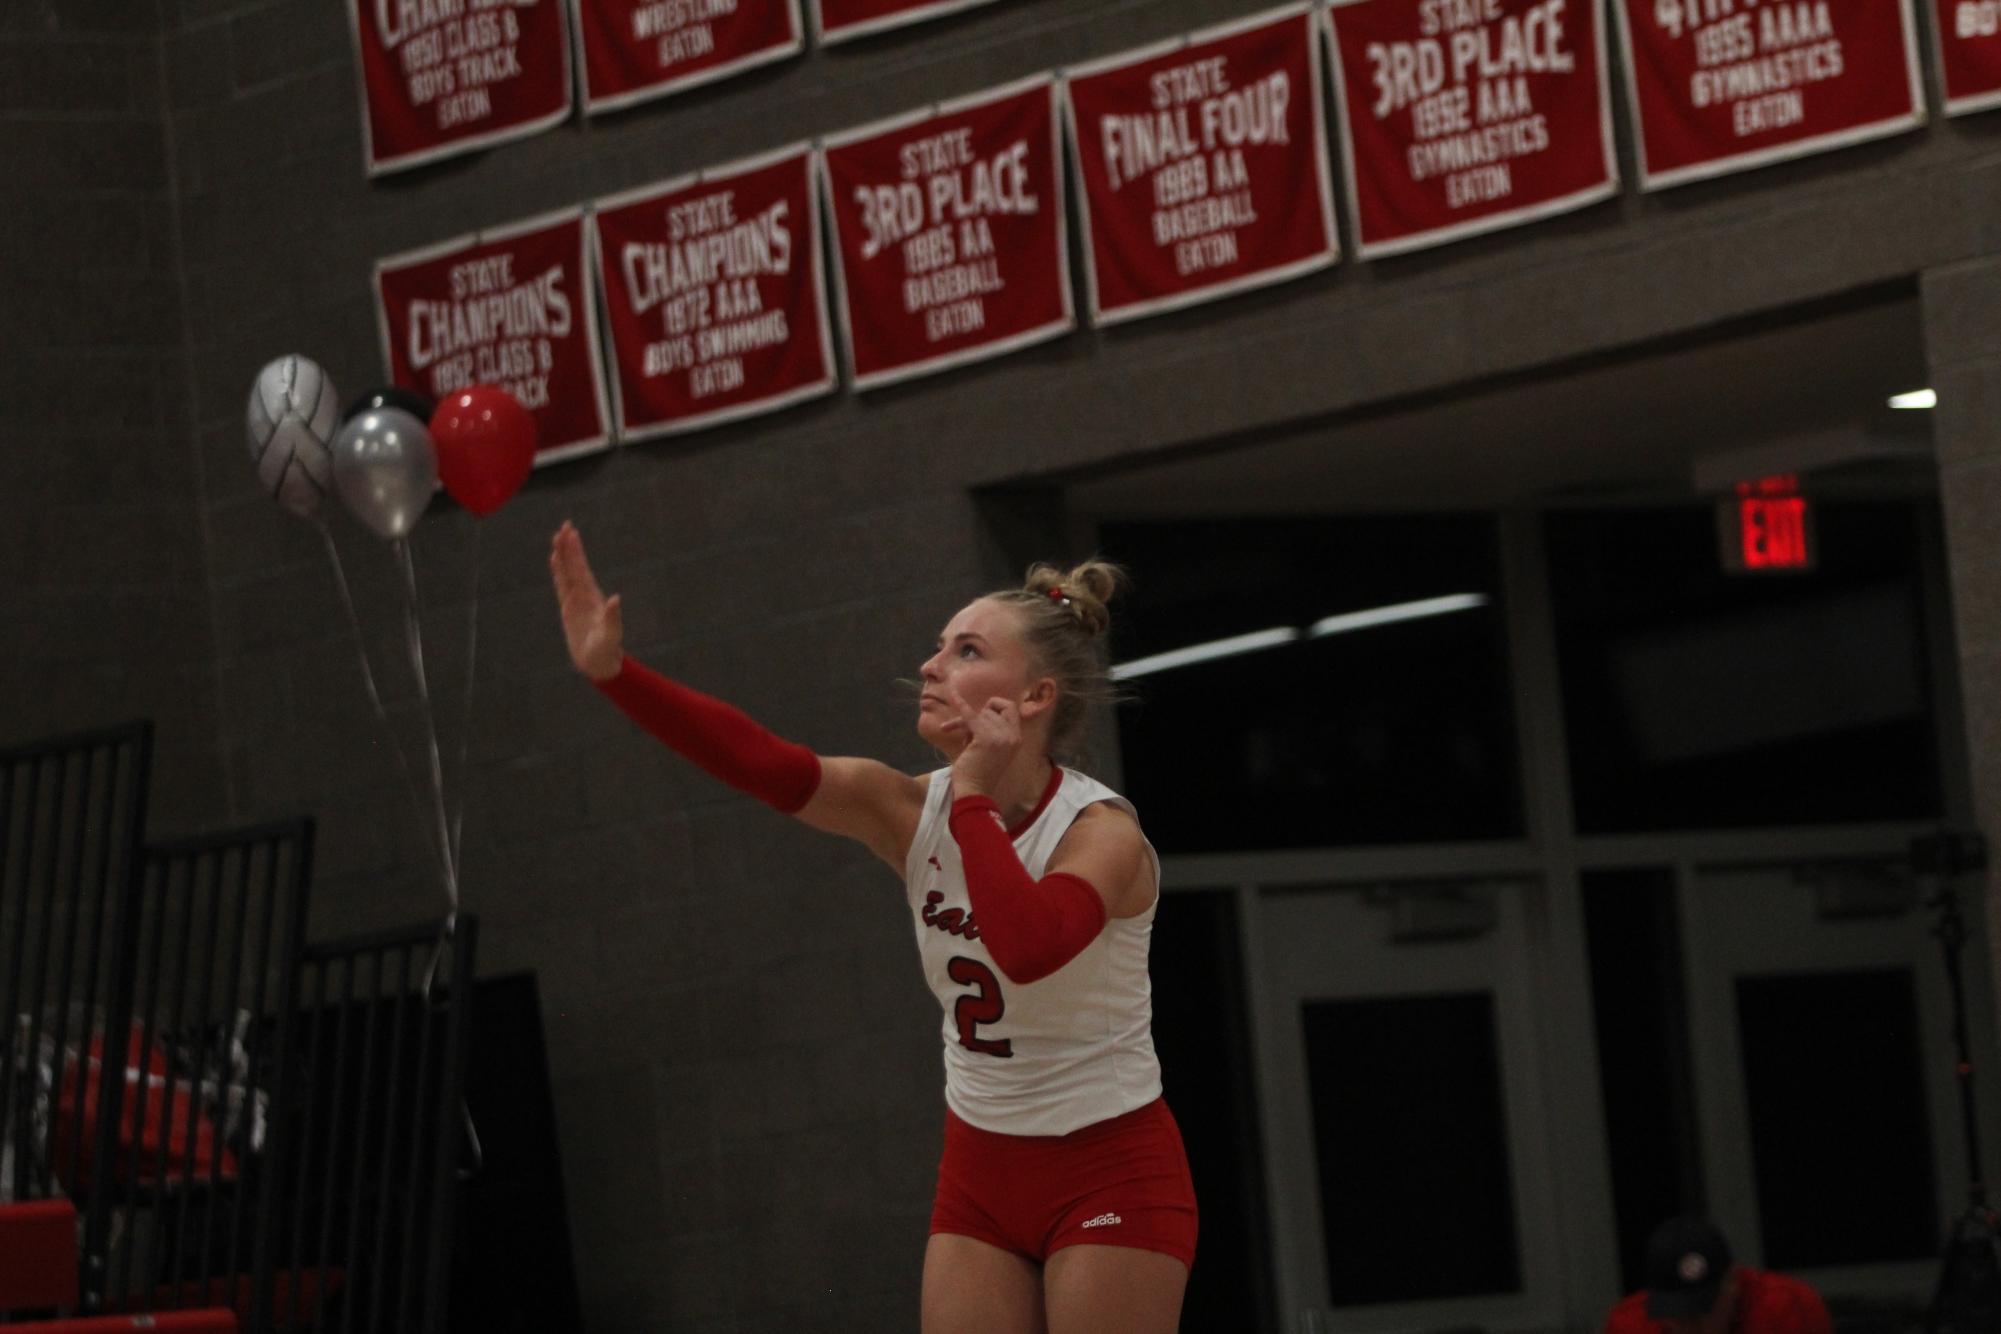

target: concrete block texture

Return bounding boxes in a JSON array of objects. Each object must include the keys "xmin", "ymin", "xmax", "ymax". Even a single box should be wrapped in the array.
[
  {"xmin": 1924, "ymin": 256, "xmax": 2001, "ymax": 373},
  {"xmin": 0, "ymin": 0, "xmax": 159, "ymax": 36},
  {"xmin": 0, "ymin": 116, "xmax": 168, "ymax": 190},
  {"xmin": 1930, "ymin": 359, "xmax": 2001, "ymax": 467},
  {"xmin": 7, "ymin": 0, "xmax": 2001, "ymax": 1325},
  {"xmin": 0, "ymin": 35, "xmax": 147, "ymax": 116},
  {"xmin": 0, "ymin": 10, "xmax": 219, "ymax": 830},
  {"xmin": 1927, "ymin": 257, "xmax": 2001, "ymax": 1127}
]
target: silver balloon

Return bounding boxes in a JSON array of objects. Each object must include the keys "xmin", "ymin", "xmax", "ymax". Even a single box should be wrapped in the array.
[
  {"xmin": 246, "ymin": 354, "xmax": 340, "ymax": 520},
  {"xmin": 331, "ymin": 407, "xmax": 438, "ymax": 540}
]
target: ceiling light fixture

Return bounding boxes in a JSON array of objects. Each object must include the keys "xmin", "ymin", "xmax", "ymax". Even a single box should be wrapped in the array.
[
  {"xmin": 1109, "ymin": 627, "xmax": 1300, "ymax": 681},
  {"xmin": 1307, "ymin": 593, "xmax": 1491, "ymax": 639},
  {"xmin": 1109, "ymin": 594, "xmax": 1491, "ymax": 681}
]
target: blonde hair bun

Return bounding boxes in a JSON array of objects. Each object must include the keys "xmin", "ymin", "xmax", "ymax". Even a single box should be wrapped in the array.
[
  {"xmin": 984, "ymin": 556, "xmax": 1130, "ymax": 766},
  {"xmin": 1022, "ymin": 558, "xmax": 1126, "ymax": 638}
]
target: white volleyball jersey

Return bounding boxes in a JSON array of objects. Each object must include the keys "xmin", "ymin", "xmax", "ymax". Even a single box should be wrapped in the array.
[{"xmin": 903, "ymin": 766, "xmax": 1163, "ymax": 1136}]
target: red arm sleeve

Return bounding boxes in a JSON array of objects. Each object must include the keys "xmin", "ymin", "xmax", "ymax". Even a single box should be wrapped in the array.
[
  {"xmin": 1600, "ymin": 1294, "xmax": 1651, "ymax": 1334},
  {"xmin": 948, "ymin": 794, "xmax": 1108, "ymax": 985},
  {"xmin": 594, "ymin": 654, "xmax": 822, "ymax": 814},
  {"xmin": 1785, "ymin": 1280, "xmax": 1833, "ymax": 1334}
]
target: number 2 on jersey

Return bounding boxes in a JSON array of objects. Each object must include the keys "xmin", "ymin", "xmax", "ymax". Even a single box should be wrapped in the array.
[{"xmin": 947, "ymin": 956, "xmax": 1013, "ymax": 1057}]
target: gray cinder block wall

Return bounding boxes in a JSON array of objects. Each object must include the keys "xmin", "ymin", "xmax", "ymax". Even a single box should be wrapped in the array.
[
  {"xmin": 1927, "ymin": 261, "xmax": 2001, "ymax": 1023},
  {"xmin": 0, "ymin": 0, "xmax": 223, "ymax": 828},
  {"xmin": 9, "ymin": 0, "xmax": 2001, "ymax": 1327}
]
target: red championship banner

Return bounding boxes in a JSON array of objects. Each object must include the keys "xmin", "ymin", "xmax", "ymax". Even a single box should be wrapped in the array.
[
  {"xmin": 376, "ymin": 209, "xmax": 612, "ymax": 463},
  {"xmin": 345, "ymin": 0, "xmax": 572, "ymax": 176},
  {"xmin": 571, "ymin": 0, "xmax": 804, "ymax": 115},
  {"xmin": 1613, "ymin": 0, "xmax": 1926, "ymax": 190},
  {"xmin": 821, "ymin": 77, "xmax": 1073, "ymax": 391},
  {"xmin": 811, "ymin": 0, "xmax": 1000, "ymax": 45},
  {"xmin": 1325, "ymin": 0, "xmax": 1618, "ymax": 259},
  {"xmin": 1062, "ymin": 6, "xmax": 1338, "ymax": 325},
  {"xmin": 1934, "ymin": 0, "xmax": 2001, "ymax": 114},
  {"xmin": 591, "ymin": 145, "xmax": 836, "ymax": 440}
]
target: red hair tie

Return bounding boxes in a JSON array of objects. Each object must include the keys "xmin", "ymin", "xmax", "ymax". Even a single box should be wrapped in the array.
[{"xmin": 1047, "ymin": 586, "xmax": 1067, "ymax": 603}]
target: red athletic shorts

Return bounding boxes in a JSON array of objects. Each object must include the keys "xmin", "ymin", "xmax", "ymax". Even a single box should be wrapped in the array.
[{"xmin": 929, "ymin": 1096, "xmax": 1198, "ymax": 1268}]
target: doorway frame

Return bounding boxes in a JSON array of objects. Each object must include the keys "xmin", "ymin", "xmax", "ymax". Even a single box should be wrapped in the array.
[{"xmin": 1137, "ymin": 506, "xmax": 1983, "ymax": 1332}]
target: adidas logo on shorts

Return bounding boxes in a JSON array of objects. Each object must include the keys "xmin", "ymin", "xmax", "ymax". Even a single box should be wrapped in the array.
[{"xmin": 1080, "ymin": 1212, "xmax": 1122, "ymax": 1229}]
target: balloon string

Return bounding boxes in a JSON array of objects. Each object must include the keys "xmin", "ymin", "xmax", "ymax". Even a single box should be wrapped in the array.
[
  {"xmin": 395, "ymin": 536, "xmax": 459, "ymax": 912},
  {"xmin": 450, "ymin": 522, "xmax": 480, "ymax": 890},
  {"xmin": 421, "ymin": 916, "xmax": 451, "ymax": 999},
  {"xmin": 319, "ymin": 521, "xmax": 452, "ymax": 890},
  {"xmin": 320, "ymin": 520, "xmax": 388, "ymax": 718}
]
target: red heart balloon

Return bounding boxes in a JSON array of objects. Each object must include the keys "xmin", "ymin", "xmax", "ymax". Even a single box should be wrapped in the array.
[{"xmin": 429, "ymin": 386, "xmax": 537, "ymax": 517}]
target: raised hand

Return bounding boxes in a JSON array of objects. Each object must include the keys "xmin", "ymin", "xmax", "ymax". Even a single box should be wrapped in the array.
[
  {"xmin": 947, "ymin": 686, "xmax": 1023, "ymax": 800},
  {"xmin": 550, "ymin": 520, "xmax": 624, "ymax": 681}
]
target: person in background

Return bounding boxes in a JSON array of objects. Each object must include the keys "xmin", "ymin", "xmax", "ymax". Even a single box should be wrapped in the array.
[{"xmin": 1605, "ymin": 1217, "xmax": 1832, "ymax": 1334}]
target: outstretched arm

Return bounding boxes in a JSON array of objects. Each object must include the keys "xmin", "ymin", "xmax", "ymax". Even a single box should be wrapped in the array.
[{"xmin": 552, "ymin": 522, "xmax": 924, "ymax": 868}]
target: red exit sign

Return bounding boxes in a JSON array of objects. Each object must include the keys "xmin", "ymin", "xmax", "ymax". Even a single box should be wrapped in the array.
[{"xmin": 1720, "ymin": 476, "xmax": 1815, "ymax": 573}]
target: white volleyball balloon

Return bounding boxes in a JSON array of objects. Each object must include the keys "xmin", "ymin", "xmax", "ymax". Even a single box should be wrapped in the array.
[{"xmin": 246, "ymin": 354, "xmax": 340, "ymax": 520}]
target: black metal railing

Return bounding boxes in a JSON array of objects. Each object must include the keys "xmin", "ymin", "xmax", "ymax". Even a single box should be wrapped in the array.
[
  {"xmin": 268, "ymin": 917, "xmax": 478, "ymax": 1334},
  {"xmin": 0, "ymin": 722, "xmax": 152, "ymax": 1213},
  {"xmin": 3, "ymin": 720, "xmax": 476, "ymax": 1334},
  {"xmin": 86, "ymin": 821, "xmax": 314, "ymax": 1325}
]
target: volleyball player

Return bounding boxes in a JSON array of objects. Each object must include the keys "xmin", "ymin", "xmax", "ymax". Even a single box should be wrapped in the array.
[{"xmin": 551, "ymin": 520, "xmax": 1195, "ymax": 1332}]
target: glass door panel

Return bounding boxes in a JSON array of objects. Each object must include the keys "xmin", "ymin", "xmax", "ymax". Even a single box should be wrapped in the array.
[
  {"xmin": 1681, "ymin": 859, "xmax": 1998, "ymax": 1306},
  {"xmin": 1254, "ymin": 877, "xmax": 1564, "ymax": 1334}
]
